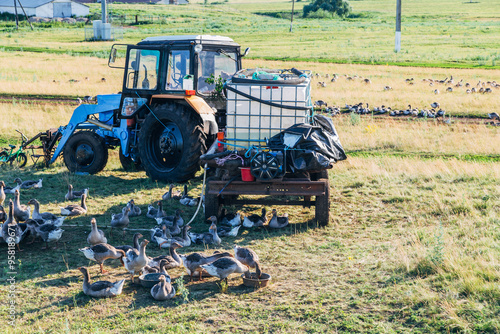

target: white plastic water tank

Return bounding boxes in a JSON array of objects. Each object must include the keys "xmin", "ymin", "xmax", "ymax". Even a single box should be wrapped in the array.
[
  {"xmin": 102, "ymin": 23, "xmax": 111, "ymax": 40},
  {"xmin": 93, "ymin": 20, "xmax": 102, "ymax": 40}
]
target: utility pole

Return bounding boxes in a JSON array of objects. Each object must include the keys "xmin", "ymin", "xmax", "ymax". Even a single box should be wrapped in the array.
[
  {"xmin": 395, "ymin": 0, "xmax": 401, "ymax": 52},
  {"xmin": 290, "ymin": 0, "xmax": 295, "ymax": 33},
  {"xmin": 13, "ymin": 0, "xmax": 19, "ymax": 30},
  {"xmin": 101, "ymin": 0, "xmax": 107, "ymax": 24}
]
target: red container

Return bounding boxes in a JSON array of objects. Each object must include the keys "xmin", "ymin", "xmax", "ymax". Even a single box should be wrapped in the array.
[{"xmin": 240, "ymin": 167, "xmax": 255, "ymax": 182}]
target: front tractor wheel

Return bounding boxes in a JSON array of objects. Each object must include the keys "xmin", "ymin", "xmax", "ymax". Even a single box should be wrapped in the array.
[
  {"xmin": 63, "ymin": 131, "xmax": 108, "ymax": 174},
  {"xmin": 138, "ymin": 103, "xmax": 207, "ymax": 183}
]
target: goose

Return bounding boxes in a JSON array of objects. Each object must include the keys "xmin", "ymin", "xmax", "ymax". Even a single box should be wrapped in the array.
[
  {"xmin": 78, "ymin": 267, "xmax": 125, "ymax": 298},
  {"xmin": 115, "ymin": 233, "xmax": 143, "ymax": 254},
  {"xmin": 200, "ymin": 257, "xmax": 249, "ymax": 284},
  {"xmin": 170, "ymin": 224, "xmax": 191, "ymax": 247},
  {"xmin": 13, "ymin": 189, "xmax": 30, "ymax": 222},
  {"xmin": 314, "ymin": 100, "xmax": 328, "ymax": 108},
  {"xmin": 156, "ymin": 209, "xmax": 184, "ymax": 227},
  {"xmin": 14, "ymin": 178, "xmax": 42, "ymax": 189},
  {"xmin": 243, "ymin": 208, "xmax": 267, "ymax": 228},
  {"xmin": 0, "ymin": 205, "xmax": 6, "ymax": 222},
  {"xmin": 2, "ymin": 200, "xmax": 28, "ymax": 251},
  {"xmin": 180, "ymin": 196, "xmax": 199, "ymax": 207},
  {"xmin": 146, "ymin": 201, "xmax": 166, "ymax": 219},
  {"xmin": 124, "ymin": 239, "xmax": 150, "ymax": 281},
  {"xmin": 168, "ymin": 215, "xmax": 181, "ymax": 236},
  {"xmin": 25, "ymin": 219, "xmax": 64, "ymax": 249},
  {"xmin": 60, "ymin": 193, "xmax": 87, "ymax": 216},
  {"xmin": 220, "ymin": 208, "xmax": 241, "ymax": 227},
  {"xmin": 269, "ymin": 209, "xmax": 289, "ymax": 229},
  {"xmin": 87, "ymin": 218, "xmax": 107, "ymax": 245},
  {"xmin": 179, "ymin": 251, "xmax": 234, "ymax": 281},
  {"xmin": 110, "ymin": 207, "xmax": 130, "ymax": 237},
  {"xmin": 0, "ymin": 181, "xmax": 6, "ymax": 206},
  {"xmin": 489, "ymin": 113, "xmax": 500, "ymax": 121},
  {"xmin": 217, "ymin": 225, "xmax": 241, "ymax": 238},
  {"xmin": 446, "ymin": 87, "xmax": 453, "ymax": 92},
  {"xmin": 3, "ymin": 179, "xmax": 21, "ymax": 194},
  {"xmin": 162, "ymin": 184, "xmax": 183, "ymax": 201},
  {"xmin": 383, "ymin": 86, "xmax": 393, "ymax": 91},
  {"xmin": 189, "ymin": 217, "xmax": 221, "ymax": 245},
  {"xmin": 65, "ymin": 184, "xmax": 88, "ymax": 201},
  {"xmin": 79, "ymin": 243, "xmax": 126, "ymax": 274},
  {"xmin": 433, "ymin": 89, "xmax": 440, "ymax": 94},
  {"xmin": 148, "ymin": 241, "xmax": 183, "ymax": 270},
  {"xmin": 234, "ymin": 245, "xmax": 262, "ymax": 278},
  {"xmin": 142, "ymin": 259, "xmax": 171, "ymax": 279},
  {"xmin": 430, "ymin": 102, "xmax": 440, "ymax": 109},
  {"xmin": 24, "ymin": 217, "xmax": 45, "ymax": 244},
  {"xmin": 123, "ymin": 199, "xmax": 141, "ymax": 217},
  {"xmin": 437, "ymin": 109, "xmax": 446, "ymax": 117},
  {"xmin": 150, "ymin": 275, "xmax": 176, "ymax": 301},
  {"xmin": 153, "ymin": 224, "xmax": 172, "ymax": 248},
  {"xmin": 28, "ymin": 199, "xmax": 64, "ymax": 226}
]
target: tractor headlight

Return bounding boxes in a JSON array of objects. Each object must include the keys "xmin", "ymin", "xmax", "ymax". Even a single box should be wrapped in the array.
[
  {"xmin": 194, "ymin": 44, "xmax": 203, "ymax": 54},
  {"xmin": 121, "ymin": 97, "xmax": 147, "ymax": 117}
]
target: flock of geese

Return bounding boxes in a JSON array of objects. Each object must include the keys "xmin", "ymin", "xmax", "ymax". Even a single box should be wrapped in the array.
[
  {"xmin": 0, "ymin": 179, "xmax": 289, "ymax": 300},
  {"xmin": 311, "ymin": 72, "xmax": 497, "ymax": 120}
]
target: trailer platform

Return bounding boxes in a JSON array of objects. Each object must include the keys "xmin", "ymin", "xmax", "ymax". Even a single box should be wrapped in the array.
[{"xmin": 204, "ymin": 171, "xmax": 330, "ymax": 226}]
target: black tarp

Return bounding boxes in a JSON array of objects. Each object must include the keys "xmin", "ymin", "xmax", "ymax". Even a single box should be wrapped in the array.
[{"xmin": 267, "ymin": 115, "xmax": 347, "ymax": 172}]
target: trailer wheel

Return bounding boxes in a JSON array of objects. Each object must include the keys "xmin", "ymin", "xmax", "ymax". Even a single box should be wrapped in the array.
[
  {"xmin": 315, "ymin": 173, "xmax": 330, "ymax": 226},
  {"xmin": 63, "ymin": 131, "xmax": 108, "ymax": 174},
  {"xmin": 138, "ymin": 103, "xmax": 207, "ymax": 183},
  {"xmin": 204, "ymin": 193, "xmax": 221, "ymax": 220},
  {"xmin": 10, "ymin": 153, "xmax": 27, "ymax": 168},
  {"xmin": 119, "ymin": 149, "xmax": 143, "ymax": 172}
]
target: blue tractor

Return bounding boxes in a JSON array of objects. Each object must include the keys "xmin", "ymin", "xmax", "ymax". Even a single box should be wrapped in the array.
[{"xmin": 46, "ymin": 35, "xmax": 249, "ymax": 183}]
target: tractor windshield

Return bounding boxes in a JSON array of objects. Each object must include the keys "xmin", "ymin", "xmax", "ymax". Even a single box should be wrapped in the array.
[
  {"xmin": 197, "ymin": 50, "xmax": 238, "ymax": 94},
  {"xmin": 126, "ymin": 49, "xmax": 160, "ymax": 90}
]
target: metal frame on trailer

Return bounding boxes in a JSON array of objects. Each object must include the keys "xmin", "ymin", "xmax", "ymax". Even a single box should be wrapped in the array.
[{"xmin": 204, "ymin": 174, "xmax": 330, "ymax": 226}]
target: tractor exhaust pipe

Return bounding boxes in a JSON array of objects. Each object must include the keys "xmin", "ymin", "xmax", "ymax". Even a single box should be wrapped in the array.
[{"xmin": 87, "ymin": 118, "xmax": 113, "ymax": 131}]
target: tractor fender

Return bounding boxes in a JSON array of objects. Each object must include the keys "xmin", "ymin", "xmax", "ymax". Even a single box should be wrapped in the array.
[{"xmin": 150, "ymin": 94, "xmax": 218, "ymax": 135}]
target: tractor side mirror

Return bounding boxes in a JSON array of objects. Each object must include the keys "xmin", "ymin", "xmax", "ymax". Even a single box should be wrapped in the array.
[
  {"xmin": 241, "ymin": 47, "xmax": 251, "ymax": 57},
  {"xmin": 109, "ymin": 48, "xmax": 117, "ymax": 64}
]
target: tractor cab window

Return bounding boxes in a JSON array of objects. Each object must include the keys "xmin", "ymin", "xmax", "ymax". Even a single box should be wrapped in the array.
[
  {"xmin": 126, "ymin": 49, "xmax": 160, "ymax": 90},
  {"xmin": 166, "ymin": 50, "xmax": 190, "ymax": 90},
  {"xmin": 197, "ymin": 50, "xmax": 238, "ymax": 94}
]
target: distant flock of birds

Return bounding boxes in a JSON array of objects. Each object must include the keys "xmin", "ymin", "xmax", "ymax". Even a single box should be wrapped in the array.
[
  {"xmin": 313, "ymin": 100, "xmax": 448, "ymax": 119},
  {"xmin": 311, "ymin": 72, "xmax": 498, "ymax": 120},
  {"xmin": 0, "ymin": 179, "xmax": 288, "ymax": 300}
]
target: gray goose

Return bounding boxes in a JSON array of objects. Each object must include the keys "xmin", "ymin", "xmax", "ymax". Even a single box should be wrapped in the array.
[
  {"xmin": 180, "ymin": 251, "xmax": 234, "ymax": 282},
  {"xmin": 28, "ymin": 199, "xmax": 65, "ymax": 226},
  {"xmin": 87, "ymin": 218, "xmax": 107, "ymax": 245},
  {"xmin": 65, "ymin": 184, "xmax": 88, "ymax": 201},
  {"xmin": 14, "ymin": 178, "xmax": 43, "ymax": 189},
  {"xmin": 13, "ymin": 189, "xmax": 30, "ymax": 222},
  {"xmin": 78, "ymin": 267, "xmax": 125, "ymax": 298},
  {"xmin": 60, "ymin": 193, "xmax": 87, "ymax": 216},
  {"xmin": 150, "ymin": 275, "xmax": 175, "ymax": 301},
  {"xmin": 2, "ymin": 200, "xmax": 29, "ymax": 250},
  {"xmin": 79, "ymin": 243, "xmax": 126, "ymax": 274},
  {"xmin": 201, "ymin": 257, "xmax": 249, "ymax": 284},
  {"xmin": 234, "ymin": 245, "xmax": 262, "ymax": 278},
  {"xmin": 25, "ymin": 219, "xmax": 64, "ymax": 250}
]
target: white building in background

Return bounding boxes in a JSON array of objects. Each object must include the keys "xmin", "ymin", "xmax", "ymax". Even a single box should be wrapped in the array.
[{"xmin": 0, "ymin": 0, "xmax": 89, "ymax": 18}]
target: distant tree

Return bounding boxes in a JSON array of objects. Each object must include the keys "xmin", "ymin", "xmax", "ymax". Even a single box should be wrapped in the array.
[{"xmin": 303, "ymin": 0, "xmax": 352, "ymax": 18}]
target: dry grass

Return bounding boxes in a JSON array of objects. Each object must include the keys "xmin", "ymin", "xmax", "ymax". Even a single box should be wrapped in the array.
[
  {"xmin": 0, "ymin": 153, "xmax": 498, "ymax": 333},
  {"xmin": 0, "ymin": 51, "xmax": 122, "ymax": 97}
]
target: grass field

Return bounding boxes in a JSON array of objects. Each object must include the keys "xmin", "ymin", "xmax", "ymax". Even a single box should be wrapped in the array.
[{"xmin": 0, "ymin": 0, "xmax": 499, "ymax": 68}]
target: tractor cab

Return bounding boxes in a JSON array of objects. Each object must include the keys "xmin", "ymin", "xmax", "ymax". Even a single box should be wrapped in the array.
[{"xmin": 110, "ymin": 35, "xmax": 245, "ymax": 108}]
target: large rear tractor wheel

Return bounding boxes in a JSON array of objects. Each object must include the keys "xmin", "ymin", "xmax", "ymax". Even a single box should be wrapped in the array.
[
  {"xmin": 119, "ymin": 149, "xmax": 143, "ymax": 172},
  {"xmin": 63, "ymin": 131, "xmax": 108, "ymax": 174},
  {"xmin": 138, "ymin": 103, "xmax": 207, "ymax": 183}
]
